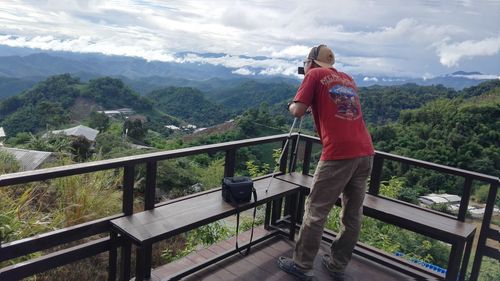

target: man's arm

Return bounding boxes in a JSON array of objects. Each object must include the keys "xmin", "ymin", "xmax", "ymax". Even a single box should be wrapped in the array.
[{"xmin": 289, "ymin": 102, "xmax": 308, "ymax": 117}]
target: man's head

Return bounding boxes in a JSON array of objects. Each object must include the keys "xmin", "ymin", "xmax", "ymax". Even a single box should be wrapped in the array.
[{"xmin": 304, "ymin": 45, "xmax": 335, "ymax": 73}]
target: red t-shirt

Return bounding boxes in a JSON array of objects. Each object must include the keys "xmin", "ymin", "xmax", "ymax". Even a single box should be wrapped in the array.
[{"xmin": 294, "ymin": 67, "xmax": 374, "ymax": 160}]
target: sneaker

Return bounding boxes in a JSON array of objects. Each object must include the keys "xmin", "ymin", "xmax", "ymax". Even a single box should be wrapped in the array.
[
  {"xmin": 277, "ymin": 256, "xmax": 315, "ymax": 281},
  {"xmin": 321, "ymin": 254, "xmax": 353, "ymax": 281}
]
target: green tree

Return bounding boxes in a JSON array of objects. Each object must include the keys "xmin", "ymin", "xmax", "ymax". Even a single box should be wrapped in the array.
[
  {"xmin": 124, "ymin": 119, "xmax": 146, "ymax": 142},
  {"xmin": 70, "ymin": 135, "xmax": 92, "ymax": 162},
  {"xmin": 88, "ymin": 111, "xmax": 110, "ymax": 131}
]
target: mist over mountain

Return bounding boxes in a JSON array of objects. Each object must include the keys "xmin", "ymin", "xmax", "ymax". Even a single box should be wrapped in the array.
[{"xmin": 0, "ymin": 46, "xmax": 498, "ymax": 101}]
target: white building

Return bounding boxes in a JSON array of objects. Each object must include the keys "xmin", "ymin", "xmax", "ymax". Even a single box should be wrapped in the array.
[
  {"xmin": 418, "ymin": 193, "xmax": 462, "ymax": 206},
  {"xmin": 165, "ymin": 125, "xmax": 180, "ymax": 130},
  {"xmin": 0, "ymin": 127, "xmax": 5, "ymax": 146}
]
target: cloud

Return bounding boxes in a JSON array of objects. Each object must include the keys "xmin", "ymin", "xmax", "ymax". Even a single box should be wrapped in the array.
[
  {"xmin": 0, "ymin": 35, "xmax": 177, "ymax": 61},
  {"xmin": 436, "ymin": 36, "xmax": 500, "ymax": 67},
  {"xmin": 270, "ymin": 45, "xmax": 310, "ymax": 59},
  {"xmin": 363, "ymin": 77, "xmax": 378, "ymax": 82},
  {"xmin": 0, "ymin": 1, "xmax": 499, "ymax": 77},
  {"xmin": 232, "ymin": 68, "xmax": 255, "ymax": 75},
  {"xmin": 450, "ymin": 73, "xmax": 500, "ymax": 80}
]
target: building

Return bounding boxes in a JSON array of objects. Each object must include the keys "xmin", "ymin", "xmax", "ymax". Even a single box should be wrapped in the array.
[
  {"xmin": 116, "ymin": 108, "xmax": 135, "ymax": 115},
  {"xmin": 97, "ymin": 110, "xmax": 122, "ymax": 118},
  {"xmin": 417, "ymin": 193, "xmax": 461, "ymax": 206},
  {"xmin": 0, "ymin": 127, "xmax": 5, "ymax": 146},
  {"xmin": 0, "ymin": 147, "xmax": 55, "ymax": 171},
  {"xmin": 51, "ymin": 125, "xmax": 99, "ymax": 142}
]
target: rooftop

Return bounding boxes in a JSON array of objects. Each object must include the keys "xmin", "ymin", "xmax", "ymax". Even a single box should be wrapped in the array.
[
  {"xmin": 51, "ymin": 124, "xmax": 99, "ymax": 141},
  {"xmin": 0, "ymin": 146, "xmax": 53, "ymax": 171}
]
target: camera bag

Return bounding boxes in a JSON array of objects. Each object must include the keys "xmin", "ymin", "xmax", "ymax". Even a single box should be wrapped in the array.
[{"xmin": 221, "ymin": 176, "xmax": 257, "ymax": 256}]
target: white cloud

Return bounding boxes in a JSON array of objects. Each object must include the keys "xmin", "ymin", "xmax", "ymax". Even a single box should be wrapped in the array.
[
  {"xmin": 0, "ymin": 35, "xmax": 177, "ymax": 61},
  {"xmin": 232, "ymin": 68, "xmax": 255, "ymax": 75},
  {"xmin": 363, "ymin": 77, "xmax": 378, "ymax": 82},
  {"xmin": 0, "ymin": 0, "xmax": 499, "ymax": 77},
  {"xmin": 451, "ymin": 73, "xmax": 500, "ymax": 80},
  {"xmin": 270, "ymin": 45, "xmax": 311, "ymax": 59},
  {"xmin": 437, "ymin": 36, "xmax": 500, "ymax": 67}
]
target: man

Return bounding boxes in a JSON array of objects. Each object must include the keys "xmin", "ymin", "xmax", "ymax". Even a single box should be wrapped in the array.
[{"xmin": 278, "ymin": 45, "xmax": 374, "ymax": 281}]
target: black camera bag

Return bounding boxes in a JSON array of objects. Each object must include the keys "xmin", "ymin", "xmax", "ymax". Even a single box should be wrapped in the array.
[
  {"xmin": 222, "ymin": 176, "xmax": 253, "ymax": 203},
  {"xmin": 221, "ymin": 176, "xmax": 257, "ymax": 256}
]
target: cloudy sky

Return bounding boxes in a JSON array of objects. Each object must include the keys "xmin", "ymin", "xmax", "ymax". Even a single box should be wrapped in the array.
[{"xmin": 0, "ymin": 0, "xmax": 499, "ymax": 78}]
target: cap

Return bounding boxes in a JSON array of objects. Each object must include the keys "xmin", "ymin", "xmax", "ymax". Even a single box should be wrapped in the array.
[{"xmin": 307, "ymin": 45, "xmax": 335, "ymax": 68}]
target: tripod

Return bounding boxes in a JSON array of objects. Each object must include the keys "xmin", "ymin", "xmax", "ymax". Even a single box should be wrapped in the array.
[{"xmin": 265, "ymin": 116, "xmax": 304, "ymax": 193}]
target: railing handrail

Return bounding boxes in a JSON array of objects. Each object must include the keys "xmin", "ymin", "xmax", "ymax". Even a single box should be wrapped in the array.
[
  {"xmin": 2, "ymin": 133, "xmax": 497, "ymax": 187},
  {"xmin": 0, "ymin": 133, "xmax": 291, "ymax": 187},
  {"xmin": 300, "ymin": 135, "xmax": 499, "ymax": 184},
  {"xmin": 1, "ymin": 133, "xmax": 296, "ymax": 280},
  {"xmin": 1, "ymin": 133, "xmax": 498, "ymax": 281}
]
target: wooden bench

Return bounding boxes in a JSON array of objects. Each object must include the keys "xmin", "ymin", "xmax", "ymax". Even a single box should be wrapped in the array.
[
  {"xmin": 110, "ymin": 176, "xmax": 303, "ymax": 281},
  {"xmin": 276, "ymin": 172, "xmax": 476, "ymax": 281}
]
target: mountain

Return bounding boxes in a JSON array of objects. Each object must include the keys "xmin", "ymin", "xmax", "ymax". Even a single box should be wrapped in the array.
[
  {"xmin": 0, "ymin": 76, "xmax": 43, "ymax": 100},
  {"xmin": 354, "ymin": 71, "xmax": 499, "ymax": 90},
  {"xmin": 0, "ymin": 52, "xmax": 237, "ymax": 80},
  {"xmin": 209, "ymin": 80, "xmax": 299, "ymax": 112},
  {"xmin": 0, "ymin": 75, "xmax": 169, "ymax": 136},
  {"xmin": 147, "ymin": 87, "xmax": 232, "ymax": 127},
  {"xmin": 359, "ymin": 83, "xmax": 457, "ymax": 124},
  {"xmin": 371, "ymin": 84, "xmax": 500, "ymax": 178},
  {"xmin": 0, "ymin": 47, "xmax": 497, "ymax": 92}
]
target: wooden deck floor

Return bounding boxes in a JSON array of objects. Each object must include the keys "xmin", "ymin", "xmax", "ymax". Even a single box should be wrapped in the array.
[{"xmin": 151, "ymin": 226, "xmax": 427, "ymax": 281}]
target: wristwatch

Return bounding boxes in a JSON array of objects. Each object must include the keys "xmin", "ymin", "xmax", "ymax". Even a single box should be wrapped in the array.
[{"xmin": 287, "ymin": 101, "xmax": 294, "ymax": 110}]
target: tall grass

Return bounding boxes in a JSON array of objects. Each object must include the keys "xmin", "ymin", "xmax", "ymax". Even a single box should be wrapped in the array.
[
  {"xmin": 1, "ymin": 155, "xmax": 123, "ymax": 280},
  {"xmin": 51, "ymin": 167, "xmax": 122, "ymax": 227}
]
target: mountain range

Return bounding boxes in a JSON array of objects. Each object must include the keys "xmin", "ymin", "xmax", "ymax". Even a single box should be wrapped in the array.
[{"xmin": 0, "ymin": 45, "xmax": 498, "ymax": 100}]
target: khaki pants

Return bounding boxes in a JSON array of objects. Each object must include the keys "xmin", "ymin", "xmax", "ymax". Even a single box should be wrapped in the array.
[{"xmin": 293, "ymin": 156, "xmax": 373, "ymax": 272}]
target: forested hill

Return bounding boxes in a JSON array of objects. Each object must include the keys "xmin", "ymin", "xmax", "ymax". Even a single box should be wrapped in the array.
[
  {"xmin": 206, "ymin": 80, "xmax": 300, "ymax": 112},
  {"xmin": 0, "ymin": 75, "xmax": 156, "ymax": 136},
  {"xmin": 370, "ymin": 84, "xmax": 499, "ymax": 189},
  {"xmin": 0, "ymin": 74, "xmax": 236, "ymax": 136},
  {"xmin": 360, "ymin": 84, "xmax": 457, "ymax": 124},
  {"xmin": 1, "ymin": 72, "xmax": 498, "ymax": 143},
  {"xmin": 147, "ymin": 87, "xmax": 231, "ymax": 127},
  {"xmin": 359, "ymin": 80, "xmax": 500, "ymax": 124}
]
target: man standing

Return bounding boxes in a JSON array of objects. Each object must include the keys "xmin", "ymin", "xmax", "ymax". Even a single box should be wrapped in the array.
[{"xmin": 278, "ymin": 45, "xmax": 374, "ymax": 281}]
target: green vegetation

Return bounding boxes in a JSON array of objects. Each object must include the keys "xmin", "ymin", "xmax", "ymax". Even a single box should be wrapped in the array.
[
  {"xmin": 0, "ymin": 75, "xmax": 498, "ymax": 280},
  {"xmin": 214, "ymin": 80, "xmax": 299, "ymax": 112},
  {"xmin": 370, "ymin": 86, "xmax": 500, "ymax": 201},
  {"xmin": 326, "ymin": 177, "xmax": 450, "ymax": 267},
  {"xmin": 147, "ymin": 87, "xmax": 231, "ymax": 127},
  {"xmin": 360, "ymin": 83, "xmax": 456, "ymax": 124}
]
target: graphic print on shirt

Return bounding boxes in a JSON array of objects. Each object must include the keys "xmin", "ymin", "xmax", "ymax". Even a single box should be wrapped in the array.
[{"xmin": 328, "ymin": 85, "xmax": 360, "ymax": 120}]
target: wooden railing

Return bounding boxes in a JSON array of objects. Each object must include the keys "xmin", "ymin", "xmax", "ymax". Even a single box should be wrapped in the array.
[
  {"xmin": 300, "ymin": 134, "xmax": 499, "ymax": 281},
  {"xmin": 0, "ymin": 133, "xmax": 498, "ymax": 280}
]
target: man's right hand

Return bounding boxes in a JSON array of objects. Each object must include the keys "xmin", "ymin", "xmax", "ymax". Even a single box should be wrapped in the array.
[{"xmin": 289, "ymin": 101, "xmax": 308, "ymax": 117}]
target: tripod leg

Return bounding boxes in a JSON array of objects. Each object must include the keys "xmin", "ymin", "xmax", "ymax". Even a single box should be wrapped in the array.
[
  {"xmin": 290, "ymin": 117, "xmax": 304, "ymax": 173},
  {"xmin": 266, "ymin": 117, "xmax": 298, "ymax": 193}
]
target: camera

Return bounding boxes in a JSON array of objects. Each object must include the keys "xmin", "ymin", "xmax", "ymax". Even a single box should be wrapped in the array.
[{"xmin": 298, "ymin": 66, "xmax": 305, "ymax": 75}]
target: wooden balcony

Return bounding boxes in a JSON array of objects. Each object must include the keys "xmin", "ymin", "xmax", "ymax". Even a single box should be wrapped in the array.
[{"xmin": 0, "ymin": 134, "xmax": 498, "ymax": 281}]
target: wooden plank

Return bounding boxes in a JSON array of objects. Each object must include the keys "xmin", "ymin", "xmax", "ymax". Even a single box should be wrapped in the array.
[
  {"xmin": 111, "ymin": 177, "xmax": 300, "ymax": 244},
  {"xmin": 0, "ymin": 214, "xmax": 121, "ymax": 262},
  {"xmin": 0, "ymin": 238, "xmax": 110, "ymax": 280},
  {"xmin": 277, "ymin": 173, "xmax": 476, "ymax": 241},
  {"xmin": 363, "ymin": 195, "xmax": 475, "ymax": 241},
  {"xmin": 0, "ymin": 134, "xmax": 292, "ymax": 187}
]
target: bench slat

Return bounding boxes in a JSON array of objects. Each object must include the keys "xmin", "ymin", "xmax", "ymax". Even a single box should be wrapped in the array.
[
  {"xmin": 111, "ymin": 176, "xmax": 301, "ymax": 244},
  {"xmin": 276, "ymin": 173, "xmax": 475, "ymax": 242}
]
